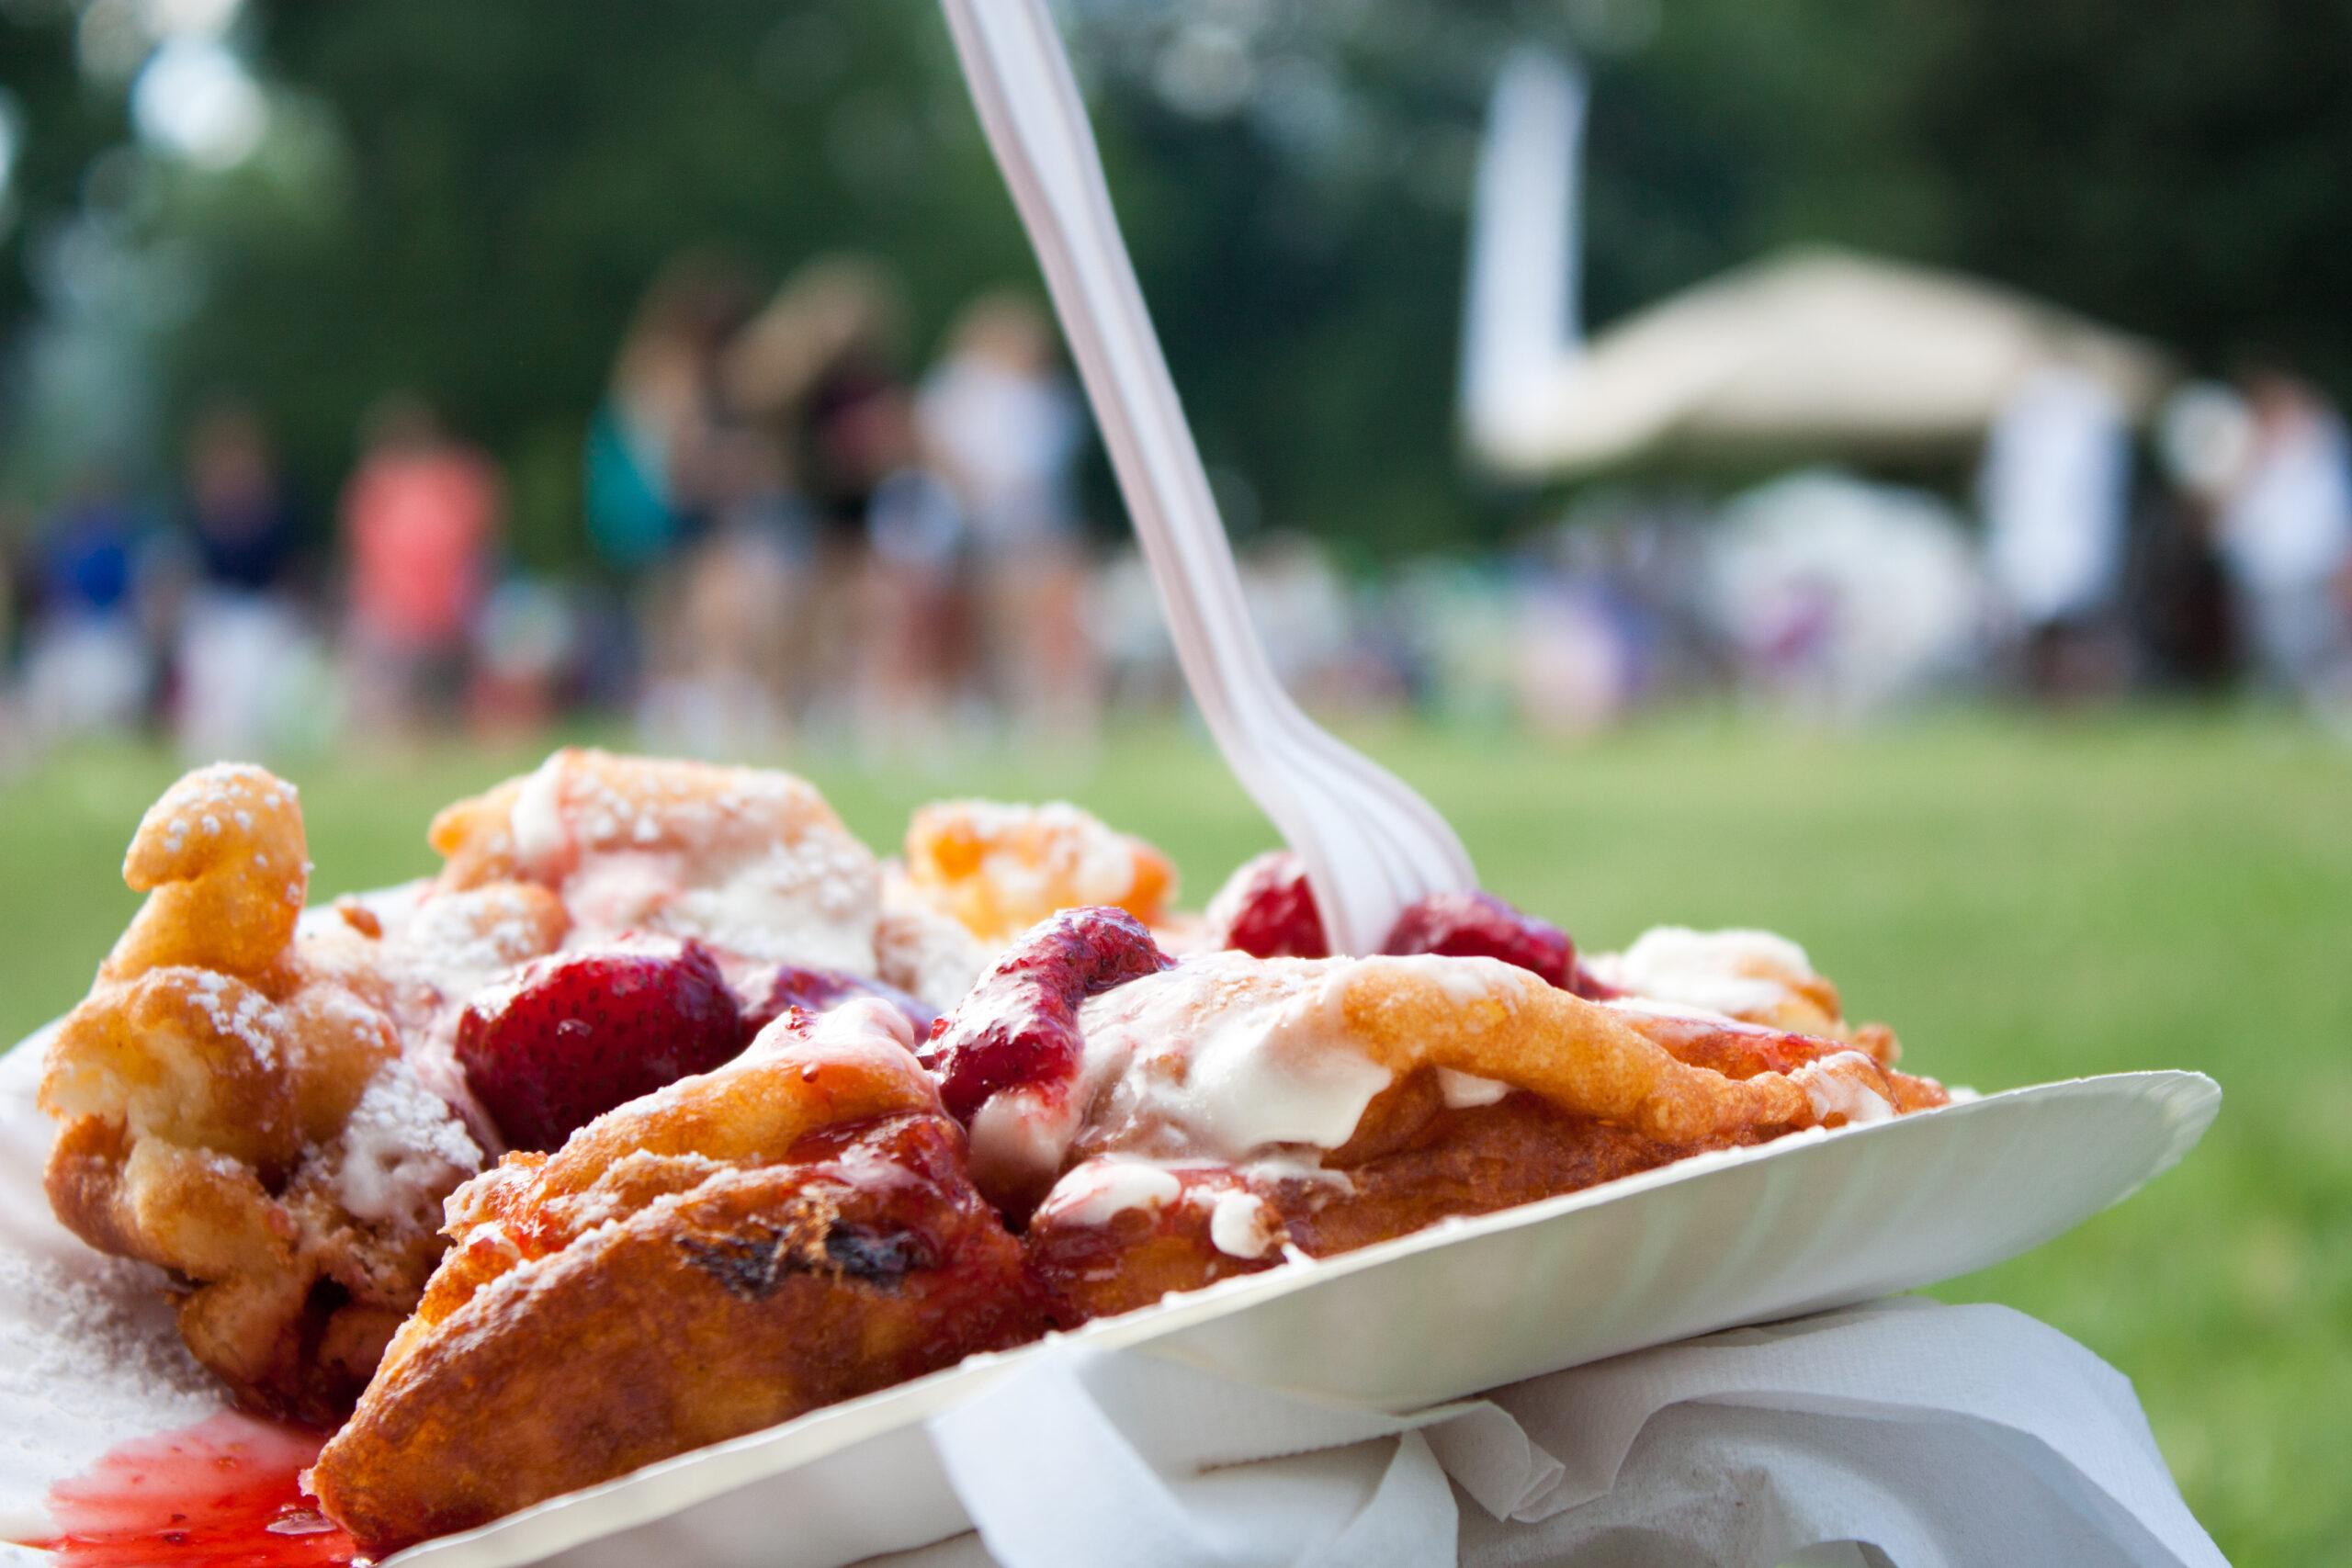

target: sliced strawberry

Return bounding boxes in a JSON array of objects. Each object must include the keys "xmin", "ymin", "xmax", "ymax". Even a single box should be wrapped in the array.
[
  {"xmin": 456, "ymin": 935, "xmax": 743, "ymax": 1150},
  {"xmin": 738, "ymin": 965, "xmax": 937, "ymax": 1043},
  {"xmin": 1204, "ymin": 850, "xmax": 1329, "ymax": 958},
  {"xmin": 1382, "ymin": 889, "xmax": 1574, "ymax": 986},
  {"xmin": 1204, "ymin": 849, "xmax": 1615, "ymax": 997},
  {"xmin": 920, "ymin": 907, "xmax": 1171, "ymax": 1125}
]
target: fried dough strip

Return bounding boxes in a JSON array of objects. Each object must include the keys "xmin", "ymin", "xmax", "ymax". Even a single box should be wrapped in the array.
[
  {"xmin": 104, "ymin": 763, "xmax": 307, "ymax": 982},
  {"xmin": 1334, "ymin": 956, "xmax": 1814, "ymax": 1143},
  {"xmin": 530, "ymin": 1006, "xmax": 941, "ymax": 1201},
  {"xmin": 429, "ymin": 746, "xmax": 856, "ymax": 890}
]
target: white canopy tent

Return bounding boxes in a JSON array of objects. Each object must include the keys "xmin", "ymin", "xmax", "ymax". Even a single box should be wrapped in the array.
[{"xmin": 1459, "ymin": 53, "xmax": 2175, "ymax": 479}]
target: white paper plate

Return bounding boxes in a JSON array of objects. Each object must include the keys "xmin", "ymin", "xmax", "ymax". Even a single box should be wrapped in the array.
[{"xmin": 0, "ymin": 1028, "xmax": 2216, "ymax": 1568}]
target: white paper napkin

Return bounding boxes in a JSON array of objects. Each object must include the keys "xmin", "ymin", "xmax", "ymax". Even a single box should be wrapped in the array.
[{"xmin": 868, "ymin": 1298, "xmax": 2224, "ymax": 1568}]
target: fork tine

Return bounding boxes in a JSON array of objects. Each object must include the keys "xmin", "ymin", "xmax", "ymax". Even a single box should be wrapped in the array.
[
  {"xmin": 943, "ymin": 0, "xmax": 1476, "ymax": 953},
  {"xmin": 1272, "ymin": 704, "xmax": 1475, "ymax": 890}
]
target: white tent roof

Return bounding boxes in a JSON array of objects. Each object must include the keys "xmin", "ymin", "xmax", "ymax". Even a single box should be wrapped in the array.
[{"xmin": 1472, "ymin": 247, "xmax": 2175, "ymax": 478}]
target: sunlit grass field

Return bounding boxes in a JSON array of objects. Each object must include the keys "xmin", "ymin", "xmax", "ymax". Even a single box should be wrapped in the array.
[{"xmin": 1, "ymin": 712, "xmax": 2344, "ymax": 1565}]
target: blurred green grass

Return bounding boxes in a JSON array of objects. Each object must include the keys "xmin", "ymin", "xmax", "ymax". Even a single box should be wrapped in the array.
[{"xmin": 1, "ymin": 712, "xmax": 2345, "ymax": 1564}]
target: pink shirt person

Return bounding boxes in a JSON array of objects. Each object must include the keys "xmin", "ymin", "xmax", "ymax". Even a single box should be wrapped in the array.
[{"xmin": 342, "ymin": 401, "xmax": 501, "ymax": 655}]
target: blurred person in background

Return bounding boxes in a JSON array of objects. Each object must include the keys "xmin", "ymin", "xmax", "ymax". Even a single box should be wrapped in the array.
[
  {"xmin": 1238, "ymin": 532, "xmax": 1356, "ymax": 708},
  {"xmin": 2136, "ymin": 383, "xmax": 2246, "ymax": 691},
  {"xmin": 1509, "ymin": 514, "xmax": 1679, "ymax": 736},
  {"xmin": 339, "ymin": 395, "xmax": 503, "ymax": 739},
  {"xmin": 2212, "ymin": 367, "xmax": 2352, "ymax": 704},
  {"xmin": 0, "ymin": 516, "xmax": 17, "ymax": 766},
  {"xmin": 20, "ymin": 463, "xmax": 155, "ymax": 742},
  {"xmin": 1706, "ymin": 470, "xmax": 1984, "ymax": 722},
  {"xmin": 585, "ymin": 255, "xmax": 756, "ymax": 706},
  {"xmin": 861, "ymin": 405, "xmax": 971, "ymax": 758},
  {"xmin": 726, "ymin": 256, "xmax": 924, "ymax": 738},
  {"xmin": 466, "ymin": 577, "xmax": 575, "ymax": 742},
  {"xmin": 643, "ymin": 423, "xmax": 810, "ymax": 755},
  {"xmin": 172, "ymin": 400, "xmax": 313, "ymax": 756},
  {"xmin": 585, "ymin": 255, "xmax": 751, "ymax": 572},
  {"xmin": 917, "ymin": 291, "xmax": 1097, "ymax": 744},
  {"xmin": 1979, "ymin": 366, "xmax": 2133, "ymax": 699}
]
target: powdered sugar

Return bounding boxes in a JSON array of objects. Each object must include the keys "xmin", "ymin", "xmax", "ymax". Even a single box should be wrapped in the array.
[
  {"xmin": 334, "ymin": 1059, "xmax": 484, "ymax": 1227},
  {"xmin": 651, "ymin": 836, "xmax": 880, "ymax": 972},
  {"xmin": 185, "ymin": 972, "xmax": 277, "ymax": 1069},
  {"xmin": 404, "ymin": 885, "xmax": 560, "ymax": 989},
  {"xmin": 0, "ymin": 1248, "xmax": 220, "ymax": 1492},
  {"xmin": 873, "ymin": 900, "xmax": 989, "ymax": 1012},
  {"xmin": 504, "ymin": 750, "xmax": 888, "ymax": 976},
  {"xmin": 953, "ymin": 799, "xmax": 1144, "ymax": 908}
]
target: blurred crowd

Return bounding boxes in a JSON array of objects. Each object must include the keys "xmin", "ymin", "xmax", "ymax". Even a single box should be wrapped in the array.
[
  {"xmin": 2, "ymin": 261, "xmax": 2349, "ymax": 765},
  {"xmin": 584, "ymin": 255, "xmax": 1099, "ymax": 757},
  {"xmin": 0, "ymin": 254, "xmax": 1105, "ymax": 764}
]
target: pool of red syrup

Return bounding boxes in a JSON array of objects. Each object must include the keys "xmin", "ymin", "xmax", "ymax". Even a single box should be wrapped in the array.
[{"xmin": 12, "ymin": 1411, "xmax": 356, "ymax": 1566}]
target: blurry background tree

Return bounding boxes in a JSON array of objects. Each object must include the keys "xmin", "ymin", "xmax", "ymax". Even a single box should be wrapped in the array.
[{"xmin": 1, "ymin": 0, "xmax": 2347, "ymax": 560}]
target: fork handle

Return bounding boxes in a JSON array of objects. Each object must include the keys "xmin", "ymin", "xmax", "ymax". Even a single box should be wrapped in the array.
[
  {"xmin": 938, "ymin": 3, "xmax": 1339, "ymax": 881},
  {"xmin": 944, "ymin": 0, "xmax": 1481, "ymax": 951}
]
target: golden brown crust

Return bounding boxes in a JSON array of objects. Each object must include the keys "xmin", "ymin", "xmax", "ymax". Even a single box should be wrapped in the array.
[
  {"xmin": 427, "ymin": 747, "xmax": 914, "ymax": 989},
  {"xmin": 314, "ymin": 1124, "xmax": 1036, "ymax": 1556},
  {"xmin": 1331, "ymin": 956, "xmax": 1941, "ymax": 1144},
  {"xmin": 313, "ymin": 1011, "xmax": 1041, "ymax": 1557},
  {"xmin": 43, "ymin": 750, "xmax": 1959, "ymax": 1544},
  {"xmin": 1332, "ymin": 957, "xmax": 1812, "ymax": 1143},
  {"xmin": 40, "ymin": 763, "xmax": 487, "ymax": 1423},
  {"xmin": 427, "ymin": 776, "xmax": 528, "ymax": 887},
  {"xmin": 104, "ymin": 764, "xmax": 308, "ymax": 982},
  {"xmin": 1030, "ymin": 951, "xmax": 1949, "ymax": 1326},
  {"xmin": 1029, "ymin": 1089, "xmax": 1719, "ymax": 1324},
  {"xmin": 38, "ymin": 750, "xmax": 962, "ymax": 1424},
  {"xmin": 430, "ymin": 747, "xmax": 861, "ymax": 897}
]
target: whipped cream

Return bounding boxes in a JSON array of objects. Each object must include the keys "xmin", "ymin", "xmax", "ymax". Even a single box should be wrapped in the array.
[
  {"xmin": 1079, "ymin": 953, "xmax": 1395, "ymax": 1156},
  {"xmin": 1790, "ymin": 1050, "xmax": 1896, "ymax": 1125},
  {"xmin": 503, "ymin": 750, "xmax": 883, "ymax": 975},
  {"xmin": 507, "ymin": 751, "xmax": 571, "ymax": 875},
  {"xmin": 1031, "ymin": 1156, "xmax": 1292, "ymax": 1258},
  {"xmin": 1033, "ymin": 1157, "xmax": 1185, "ymax": 1228},
  {"xmin": 1590, "ymin": 926, "xmax": 1819, "ymax": 1021},
  {"xmin": 1205, "ymin": 1189, "xmax": 1281, "ymax": 1259},
  {"xmin": 965, "ymin": 953, "xmax": 1396, "ymax": 1191},
  {"xmin": 1434, "ymin": 1067, "xmax": 1514, "ymax": 1109}
]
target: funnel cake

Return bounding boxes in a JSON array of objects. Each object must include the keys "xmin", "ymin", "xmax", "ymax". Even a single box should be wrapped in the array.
[
  {"xmin": 36, "ymin": 750, "xmax": 1960, "ymax": 1557},
  {"xmin": 36, "ymin": 750, "xmax": 995, "ymax": 1422},
  {"xmin": 901, "ymin": 798, "xmax": 1175, "ymax": 945},
  {"xmin": 927, "ymin": 915, "xmax": 1945, "ymax": 1325},
  {"xmin": 432, "ymin": 748, "xmax": 988, "ymax": 1010},
  {"xmin": 309, "ymin": 1001, "xmax": 1039, "ymax": 1558},
  {"xmin": 39, "ymin": 765, "xmax": 492, "ymax": 1423}
]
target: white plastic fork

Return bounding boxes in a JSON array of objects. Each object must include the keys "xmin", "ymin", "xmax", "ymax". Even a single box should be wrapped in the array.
[{"xmin": 940, "ymin": 0, "xmax": 1477, "ymax": 954}]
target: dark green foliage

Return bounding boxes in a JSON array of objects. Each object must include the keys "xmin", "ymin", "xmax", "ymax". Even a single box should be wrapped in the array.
[{"xmin": 3, "ymin": 1, "xmax": 2348, "ymax": 553}]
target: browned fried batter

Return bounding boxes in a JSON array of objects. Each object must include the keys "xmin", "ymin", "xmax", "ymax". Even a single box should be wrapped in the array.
[
  {"xmin": 311, "ymin": 1008, "xmax": 1042, "ymax": 1558},
  {"xmin": 40, "ymin": 764, "xmax": 485, "ymax": 1421},
  {"xmin": 40, "ymin": 750, "xmax": 1958, "ymax": 1560},
  {"xmin": 1029, "ymin": 1086, "xmax": 1721, "ymax": 1323},
  {"xmin": 1026, "ymin": 953, "xmax": 1948, "ymax": 1326}
]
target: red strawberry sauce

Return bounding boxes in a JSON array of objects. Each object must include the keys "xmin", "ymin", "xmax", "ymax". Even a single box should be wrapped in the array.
[{"xmin": 12, "ymin": 1413, "xmax": 355, "ymax": 1567}]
